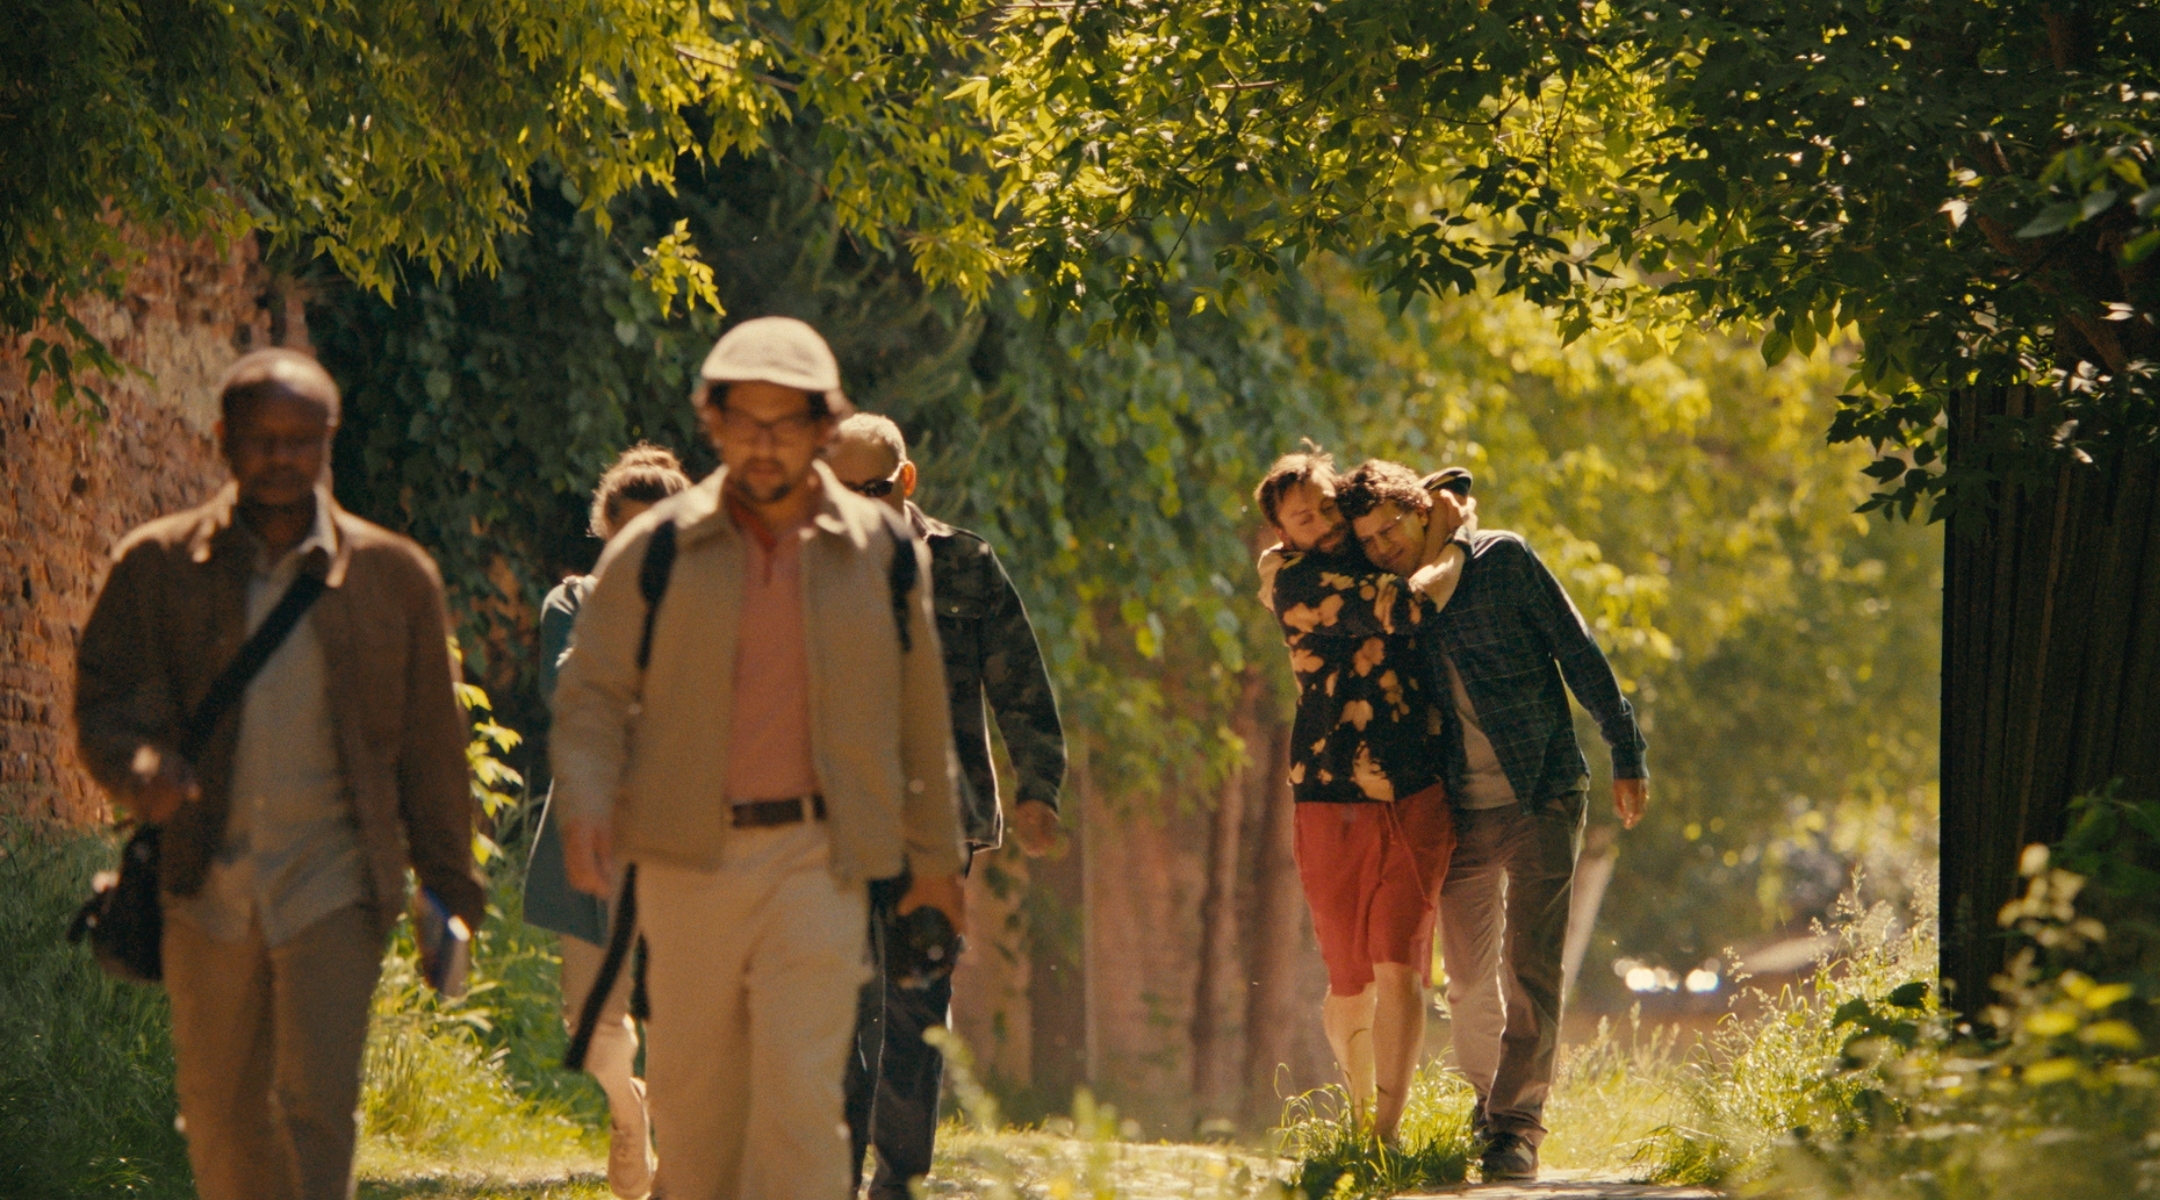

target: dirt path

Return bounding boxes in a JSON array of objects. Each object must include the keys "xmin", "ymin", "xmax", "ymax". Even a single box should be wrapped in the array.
[{"xmin": 1405, "ymin": 1175, "xmax": 1720, "ymax": 1199}]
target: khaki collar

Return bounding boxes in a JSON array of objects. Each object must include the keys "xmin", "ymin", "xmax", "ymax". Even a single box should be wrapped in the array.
[{"xmin": 678, "ymin": 461, "xmax": 858, "ymax": 549}]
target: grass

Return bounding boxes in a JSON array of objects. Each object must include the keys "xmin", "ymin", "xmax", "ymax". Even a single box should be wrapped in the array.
[
  {"xmin": 1266, "ymin": 875, "xmax": 1942, "ymax": 1197},
  {"xmin": 1281, "ymin": 837, "xmax": 2160, "ymax": 1200},
  {"xmin": 0, "ymin": 818, "xmax": 192, "ymax": 1199},
  {"xmin": 1272, "ymin": 1066, "xmax": 1477, "ymax": 1197},
  {"xmin": 29, "ymin": 798, "xmax": 2152, "ymax": 1200},
  {"xmin": 0, "ymin": 816, "xmax": 606, "ymax": 1198}
]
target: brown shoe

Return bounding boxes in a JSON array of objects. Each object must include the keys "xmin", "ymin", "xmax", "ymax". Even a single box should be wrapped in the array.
[{"xmin": 1480, "ymin": 1131, "xmax": 1538, "ymax": 1182}]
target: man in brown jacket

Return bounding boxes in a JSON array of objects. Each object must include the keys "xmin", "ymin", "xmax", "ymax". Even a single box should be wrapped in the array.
[{"xmin": 75, "ymin": 348, "xmax": 483, "ymax": 1200}]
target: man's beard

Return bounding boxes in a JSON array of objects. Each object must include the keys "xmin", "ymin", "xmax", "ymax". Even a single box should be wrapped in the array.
[{"xmin": 729, "ymin": 458, "xmax": 805, "ymax": 504}]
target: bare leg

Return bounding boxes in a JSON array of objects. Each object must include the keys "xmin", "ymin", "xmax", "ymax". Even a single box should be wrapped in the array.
[
  {"xmin": 1371, "ymin": 963, "xmax": 1427, "ymax": 1144},
  {"xmin": 1322, "ymin": 986, "xmax": 1378, "ymax": 1131}
]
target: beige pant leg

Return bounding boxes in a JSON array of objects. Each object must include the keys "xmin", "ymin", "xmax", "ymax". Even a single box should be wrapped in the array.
[
  {"xmin": 560, "ymin": 936, "xmax": 645, "ymax": 1119},
  {"xmin": 639, "ymin": 825, "xmax": 868, "ymax": 1200},
  {"xmin": 737, "ymin": 837, "xmax": 870, "ymax": 1199},
  {"xmin": 166, "ymin": 914, "xmax": 291, "ymax": 1200},
  {"xmin": 268, "ymin": 906, "xmax": 383, "ymax": 1200},
  {"xmin": 165, "ymin": 905, "xmax": 379, "ymax": 1200}
]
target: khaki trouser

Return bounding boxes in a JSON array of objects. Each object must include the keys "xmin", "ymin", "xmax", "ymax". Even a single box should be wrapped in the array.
[
  {"xmin": 639, "ymin": 823, "xmax": 871, "ymax": 1200},
  {"xmin": 559, "ymin": 935, "xmax": 643, "ymax": 1117},
  {"xmin": 1438, "ymin": 790, "xmax": 1585, "ymax": 1147},
  {"xmin": 163, "ymin": 903, "xmax": 381, "ymax": 1200}
]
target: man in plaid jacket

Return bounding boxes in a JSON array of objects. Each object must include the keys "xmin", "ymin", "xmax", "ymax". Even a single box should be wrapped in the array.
[{"xmin": 1340, "ymin": 459, "xmax": 1649, "ymax": 1183}]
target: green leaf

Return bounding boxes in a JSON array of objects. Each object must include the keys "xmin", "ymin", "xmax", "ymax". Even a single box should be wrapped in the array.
[
  {"xmin": 2016, "ymin": 200, "xmax": 2083, "ymax": 239},
  {"xmin": 1886, "ymin": 981, "xmax": 1929, "ymax": 1010},
  {"xmin": 2079, "ymin": 188, "xmax": 2119, "ymax": 221}
]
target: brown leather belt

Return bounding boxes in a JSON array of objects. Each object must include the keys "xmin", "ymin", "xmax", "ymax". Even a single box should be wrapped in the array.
[{"xmin": 730, "ymin": 794, "xmax": 827, "ymax": 829}]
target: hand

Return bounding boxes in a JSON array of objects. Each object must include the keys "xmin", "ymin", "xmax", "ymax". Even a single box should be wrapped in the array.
[
  {"xmin": 562, "ymin": 816, "xmax": 616, "ymax": 897},
  {"xmin": 1431, "ymin": 491, "xmax": 1477, "ymax": 545},
  {"xmin": 127, "ymin": 745, "xmax": 198, "ymax": 824},
  {"xmin": 1407, "ymin": 544, "xmax": 1468, "ymax": 609},
  {"xmin": 1613, "ymin": 778, "xmax": 1648, "ymax": 830},
  {"xmin": 1008, "ymin": 800, "xmax": 1068, "ymax": 858},
  {"xmin": 898, "ymin": 870, "xmax": 968, "ymax": 936}
]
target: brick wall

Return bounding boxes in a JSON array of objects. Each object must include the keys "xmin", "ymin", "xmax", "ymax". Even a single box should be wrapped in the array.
[{"xmin": 0, "ymin": 234, "xmax": 279, "ymax": 825}]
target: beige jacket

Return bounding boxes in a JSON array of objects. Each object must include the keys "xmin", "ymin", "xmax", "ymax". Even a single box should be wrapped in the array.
[
  {"xmin": 549, "ymin": 463, "xmax": 967, "ymax": 884},
  {"xmin": 75, "ymin": 485, "xmax": 486, "ymax": 932}
]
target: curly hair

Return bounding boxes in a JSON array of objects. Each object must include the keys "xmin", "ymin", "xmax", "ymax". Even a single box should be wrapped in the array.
[
  {"xmin": 1334, "ymin": 459, "xmax": 1431, "ymax": 523},
  {"xmin": 1254, "ymin": 441, "xmax": 1338, "ymax": 529},
  {"xmin": 590, "ymin": 443, "xmax": 692, "ymax": 538}
]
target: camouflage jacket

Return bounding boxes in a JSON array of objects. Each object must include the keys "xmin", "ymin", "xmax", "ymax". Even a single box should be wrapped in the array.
[
  {"xmin": 912, "ymin": 503, "xmax": 1067, "ymax": 849},
  {"xmin": 1257, "ymin": 545, "xmax": 1448, "ymax": 804}
]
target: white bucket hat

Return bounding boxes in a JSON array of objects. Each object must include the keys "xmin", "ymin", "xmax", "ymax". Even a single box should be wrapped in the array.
[{"xmin": 699, "ymin": 316, "xmax": 843, "ymax": 394}]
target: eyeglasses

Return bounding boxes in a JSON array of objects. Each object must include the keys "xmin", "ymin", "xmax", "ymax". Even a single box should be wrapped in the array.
[
  {"xmin": 843, "ymin": 467, "xmax": 904, "ymax": 498},
  {"xmin": 1357, "ymin": 508, "xmax": 1414, "ymax": 549},
  {"xmin": 717, "ymin": 408, "xmax": 822, "ymax": 443}
]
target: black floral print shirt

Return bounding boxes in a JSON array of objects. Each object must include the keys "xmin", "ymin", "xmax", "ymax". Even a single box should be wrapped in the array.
[{"xmin": 1258, "ymin": 545, "xmax": 1446, "ymax": 804}]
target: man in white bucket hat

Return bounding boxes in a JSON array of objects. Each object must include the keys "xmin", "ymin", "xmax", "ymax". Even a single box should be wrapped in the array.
[{"xmin": 551, "ymin": 316, "xmax": 970, "ymax": 1199}]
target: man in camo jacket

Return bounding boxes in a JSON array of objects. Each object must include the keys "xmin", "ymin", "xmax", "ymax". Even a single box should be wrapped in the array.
[{"xmin": 826, "ymin": 413, "xmax": 1068, "ymax": 1200}]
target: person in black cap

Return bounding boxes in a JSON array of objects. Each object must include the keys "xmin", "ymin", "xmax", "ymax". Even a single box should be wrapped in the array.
[{"xmin": 826, "ymin": 412, "xmax": 1068, "ymax": 1199}]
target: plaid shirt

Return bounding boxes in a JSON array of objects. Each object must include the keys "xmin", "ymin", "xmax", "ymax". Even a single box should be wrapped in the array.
[{"xmin": 1425, "ymin": 530, "xmax": 1647, "ymax": 809}]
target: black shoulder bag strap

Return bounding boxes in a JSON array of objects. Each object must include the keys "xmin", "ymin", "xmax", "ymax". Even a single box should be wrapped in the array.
[
  {"xmin": 69, "ymin": 569, "xmax": 327, "ymax": 983},
  {"xmin": 634, "ymin": 519, "xmax": 677, "ymax": 671},
  {"xmin": 880, "ymin": 509, "xmax": 918, "ymax": 653},
  {"xmin": 182, "ymin": 571, "xmax": 329, "ymax": 761},
  {"xmin": 567, "ymin": 522, "xmax": 675, "ymax": 1068}
]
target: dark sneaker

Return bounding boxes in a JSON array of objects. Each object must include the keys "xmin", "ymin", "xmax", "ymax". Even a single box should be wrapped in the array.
[{"xmin": 1480, "ymin": 1131, "xmax": 1539, "ymax": 1182}]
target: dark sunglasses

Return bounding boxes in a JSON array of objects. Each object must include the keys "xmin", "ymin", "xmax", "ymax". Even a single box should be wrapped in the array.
[{"xmin": 843, "ymin": 468, "xmax": 903, "ymax": 498}]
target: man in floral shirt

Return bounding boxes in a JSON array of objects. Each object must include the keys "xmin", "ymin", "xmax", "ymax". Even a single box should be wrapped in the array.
[{"xmin": 1252, "ymin": 446, "xmax": 1473, "ymax": 1144}]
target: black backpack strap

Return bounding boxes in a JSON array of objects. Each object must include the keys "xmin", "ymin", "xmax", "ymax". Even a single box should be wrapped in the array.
[
  {"xmin": 564, "ymin": 863, "xmax": 640, "ymax": 1071},
  {"xmin": 178, "ymin": 571, "xmax": 327, "ymax": 762},
  {"xmin": 880, "ymin": 509, "xmax": 919, "ymax": 654},
  {"xmin": 634, "ymin": 521, "xmax": 678, "ymax": 672}
]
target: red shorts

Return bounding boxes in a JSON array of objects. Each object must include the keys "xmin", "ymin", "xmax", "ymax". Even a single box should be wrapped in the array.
[{"xmin": 1293, "ymin": 784, "xmax": 1455, "ymax": 996}]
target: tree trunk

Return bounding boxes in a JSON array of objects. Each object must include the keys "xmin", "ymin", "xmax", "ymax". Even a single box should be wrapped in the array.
[
  {"xmin": 1941, "ymin": 385, "xmax": 2160, "ymax": 1015},
  {"xmin": 1029, "ymin": 767, "xmax": 1091, "ymax": 1108},
  {"xmin": 1240, "ymin": 723, "xmax": 1337, "ymax": 1129},
  {"xmin": 1188, "ymin": 674, "xmax": 1259, "ymax": 1123}
]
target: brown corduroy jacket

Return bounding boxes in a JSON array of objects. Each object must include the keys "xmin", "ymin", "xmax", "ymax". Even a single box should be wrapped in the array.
[{"xmin": 74, "ymin": 484, "xmax": 486, "ymax": 932}]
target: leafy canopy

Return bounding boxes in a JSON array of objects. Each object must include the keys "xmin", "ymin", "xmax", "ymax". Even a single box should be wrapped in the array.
[
  {"xmin": 972, "ymin": 0, "xmax": 2160, "ymax": 521},
  {"xmin": 2, "ymin": 0, "xmax": 1006, "ymax": 405}
]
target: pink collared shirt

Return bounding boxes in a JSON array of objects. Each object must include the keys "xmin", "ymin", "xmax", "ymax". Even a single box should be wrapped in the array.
[{"xmin": 723, "ymin": 494, "xmax": 821, "ymax": 803}]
